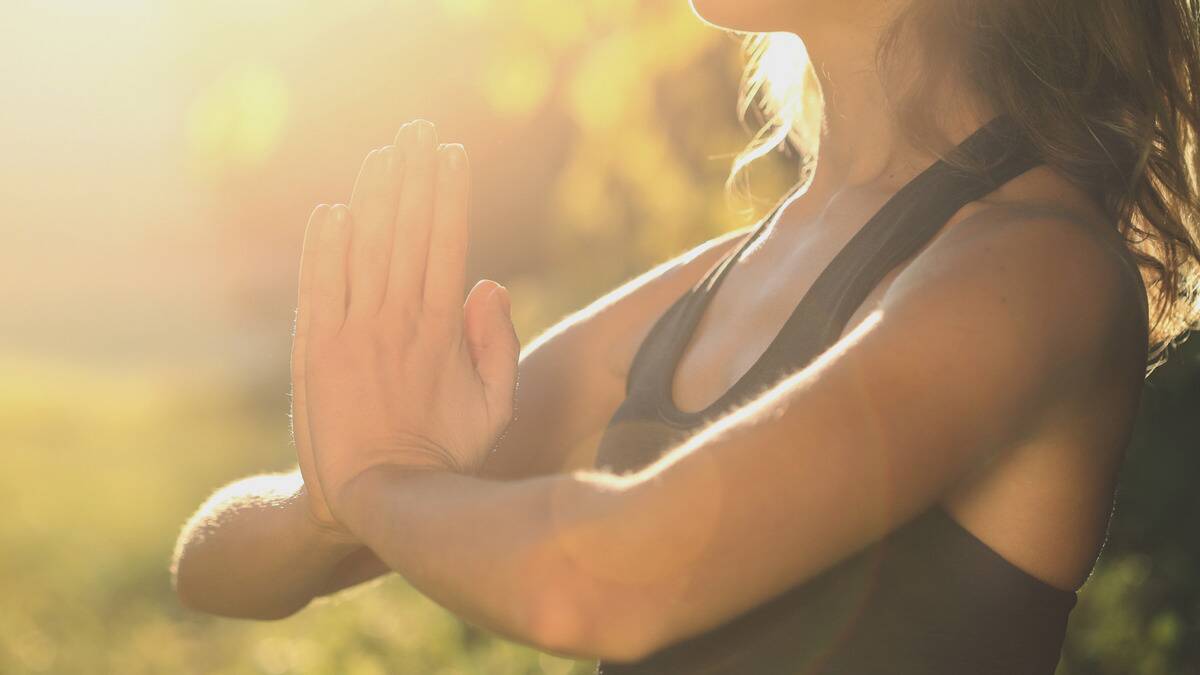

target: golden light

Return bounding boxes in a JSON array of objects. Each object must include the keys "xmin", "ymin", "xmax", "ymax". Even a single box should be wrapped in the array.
[
  {"xmin": 485, "ymin": 49, "xmax": 554, "ymax": 117},
  {"xmin": 186, "ymin": 64, "xmax": 291, "ymax": 178},
  {"xmin": 732, "ymin": 32, "xmax": 820, "ymax": 181}
]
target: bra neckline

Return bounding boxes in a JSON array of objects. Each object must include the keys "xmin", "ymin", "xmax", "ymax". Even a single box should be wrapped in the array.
[{"xmin": 653, "ymin": 113, "xmax": 1037, "ymax": 426}]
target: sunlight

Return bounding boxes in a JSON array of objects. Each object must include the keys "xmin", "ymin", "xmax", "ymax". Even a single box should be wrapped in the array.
[
  {"xmin": 731, "ymin": 32, "xmax": 822, "ymax": 185},
  {"xmin": 439, "ymin": 0, "xmax": 488, "ymax": 19},
  {"xmin": 29, "ymin": 0, "xmax": 156, "ymax": 15},
  {"xmin": 485, "ymin": 49, "xmax": 554, "ymax": 117},
  {"xmin": 752, "ymin": 33, "xmax": 810, "ymax": 107},
  {"xmin": 186, "ymin": 64, "xmax": 291, "ymax": 177}
]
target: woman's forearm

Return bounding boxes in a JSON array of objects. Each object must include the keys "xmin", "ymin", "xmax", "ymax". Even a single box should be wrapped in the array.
[
  {"xmin": 334, "ymin": 465, "xmax": 653, "ymax": 662},
  {"xmin": 171, "ymin": 471, "xmax": 376, "ymax": 620}
]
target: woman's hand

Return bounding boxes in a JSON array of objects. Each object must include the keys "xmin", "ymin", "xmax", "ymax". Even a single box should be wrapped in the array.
[{"xmin": 299, "ymin": 120, "xmax": 521, "ymax": 520}]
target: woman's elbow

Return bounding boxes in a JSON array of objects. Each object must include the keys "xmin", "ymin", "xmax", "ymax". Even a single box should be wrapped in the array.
[
  {"xmin": 518, "ymin": 479, "xmax": 678, "ymax": 662},
  {"xmin": 174, "ymin": 576, "xmax": 308, "ymax": 621},
  {"xmin": 520, "ymin": 557, "xmax": 666, "ymax": 663},
  {"xmin": 171, "ymin": 544, "xmax": 307, "ymax": 621}
]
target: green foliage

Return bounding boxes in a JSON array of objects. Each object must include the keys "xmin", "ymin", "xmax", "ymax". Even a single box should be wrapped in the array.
[{"xmin": 1057, "ymin": 337, "xmax": 1200, "ymax": 675}]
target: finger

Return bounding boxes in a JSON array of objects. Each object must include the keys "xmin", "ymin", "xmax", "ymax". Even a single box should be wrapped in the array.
[
  {"xmin": 293, "ymin": 204, "xmax": 335, "ymax": 521},
  {"xmin": 423, "ymin": 143, "xmax": 470, "ymax": 314},
  {"xmin": 292, "ymin": 203, "xmax": 328, "ymax": 440},
  {"xmin": 313, "ymin": 204, "xmax": 352, "ymax": 336},
  {"xmin": 347, "ymin": 145, "xmax": 403, "ymax": 316},
  {"xmin": 386, "ymin": 119, "xmax": 439, "ymax": 313},
  {"xmin": 294, "ymin": 203, "xmax": 330, "ymax": 348},
  {"xmin": 392, "ymin": 120, "xmax": 413, "ymax": 148},
  {"xmin": 464, "ymin": 280, "xmax": 520, "ymax": 423}
]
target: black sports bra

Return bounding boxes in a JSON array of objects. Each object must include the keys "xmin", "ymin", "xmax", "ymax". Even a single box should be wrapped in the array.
[{"xmin": 590, "ymin": 114, "xmax": 1079, "ymax": 674}]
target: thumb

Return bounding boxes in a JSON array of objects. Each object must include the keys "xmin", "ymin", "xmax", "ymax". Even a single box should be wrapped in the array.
[{"xmin": 464, "ymin": 280, "xmax": 520, "ymax": 417}]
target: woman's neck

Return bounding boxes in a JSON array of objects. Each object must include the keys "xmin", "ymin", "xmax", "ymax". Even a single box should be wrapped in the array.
[{"xmin": 776, "ymin": 10, "xmax": 996, "ymax": 227}]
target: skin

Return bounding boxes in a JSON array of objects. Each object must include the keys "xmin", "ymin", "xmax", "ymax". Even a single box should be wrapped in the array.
[{"xmin": 172, "ymin": 0, "xmax": 1149, "ymax": 662}]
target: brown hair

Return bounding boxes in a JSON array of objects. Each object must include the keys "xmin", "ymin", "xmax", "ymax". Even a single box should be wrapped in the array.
[{"xmin": 733, "ymin": 2, "xmax": 1200, "ymax": 375}]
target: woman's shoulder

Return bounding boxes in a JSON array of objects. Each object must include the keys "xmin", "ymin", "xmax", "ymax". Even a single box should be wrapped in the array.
[{"xmin": 892, "ymin": 197, "xmax": 1149, "ymax": 386}]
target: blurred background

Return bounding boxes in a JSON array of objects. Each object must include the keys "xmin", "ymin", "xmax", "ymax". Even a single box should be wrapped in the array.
[{"xmin": 0, "ymin": 1, "xmax": 1197, "ymax": 673}]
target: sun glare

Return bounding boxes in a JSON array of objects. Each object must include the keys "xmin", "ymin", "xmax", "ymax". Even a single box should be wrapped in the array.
[{"xmin": 186, "ymin": 65, "xmax": 291, "ymax": 177}]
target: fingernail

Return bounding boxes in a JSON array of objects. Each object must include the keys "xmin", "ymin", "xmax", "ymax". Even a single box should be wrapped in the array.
[
  {"xmin": 415, "ymin": 120, "xmax": 436, "ymax": 147},
  {"xmin": 444, "ymin": 143, "xmax": 466, "ymax": 169},
  {"xmin": 402, "ymin": 122, "xmax": 420, "ymax": 149},
  {"xmin": 383, "ymin": 145, "xmax": 402, "ymax": 173},
  {"xmin": 498, "ymin": 285, "xmax": 510, "ymax": 315},
  {"xmin": 394, "ymin": 121, "xmax": 411, "ymax": 145},
  {"xmin": 331, "ymin": 204, "xmax": 349, "ymax": 224}
]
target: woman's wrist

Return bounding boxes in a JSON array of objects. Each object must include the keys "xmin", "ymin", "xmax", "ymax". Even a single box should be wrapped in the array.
[
  {"xmin": 294, "ymin": 484, "xmax": 362, "ymax": 552},
  {"xmin": 332, "ymin": 462, "xmax": 444, "ymax": 543}
]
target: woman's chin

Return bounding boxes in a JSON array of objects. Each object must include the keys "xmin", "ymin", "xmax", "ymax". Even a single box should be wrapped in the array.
[{"xmin": 688, "ymin": 0, "xmax": 788, "ymax": 32}]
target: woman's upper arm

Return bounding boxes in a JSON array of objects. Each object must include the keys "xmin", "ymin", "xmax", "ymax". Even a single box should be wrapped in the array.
[
  {"xmin": 479, "ymin": 224, "xmax": 758, "ymax": 480},
  {"xmin": 536, "ymin": 209, "xmax": 1146, "ymax": 659}
]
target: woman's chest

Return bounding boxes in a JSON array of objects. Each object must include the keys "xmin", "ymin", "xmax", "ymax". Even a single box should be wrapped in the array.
[{"xmin": 667, "ymin": 211, "xmax": 959, "ymax": 416}]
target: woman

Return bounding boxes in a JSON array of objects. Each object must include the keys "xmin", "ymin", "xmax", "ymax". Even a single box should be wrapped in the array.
[{"xmin": 172, "ymin": 1, "xmax": 1200, "ymax": 673}]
